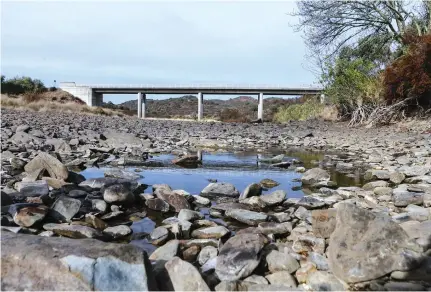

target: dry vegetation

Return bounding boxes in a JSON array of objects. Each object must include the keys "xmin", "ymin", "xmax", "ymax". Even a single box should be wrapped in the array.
[{"xmin": 1, "ymin": 94, "xmax": 125, "ymax": 117}]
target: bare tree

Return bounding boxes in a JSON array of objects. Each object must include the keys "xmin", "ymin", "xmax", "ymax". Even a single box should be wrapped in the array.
[{"xmin": 292, "ymin": 0, "xmax": 431, "ymax": 57}]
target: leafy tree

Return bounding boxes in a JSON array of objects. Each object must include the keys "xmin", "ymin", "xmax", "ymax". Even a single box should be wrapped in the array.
[{"xmin": 293, "ymin": 0, "xmax": 431, "ymax": 58}]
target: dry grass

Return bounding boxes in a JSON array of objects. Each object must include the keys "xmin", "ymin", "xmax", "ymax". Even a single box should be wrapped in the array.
[
  {"xmin": 318, "ymin": 105, "xmax": 339, "ymax": 121},
  {"xmin": 1, "ymin": 95, "xmax": 124, "ymax": 117}
]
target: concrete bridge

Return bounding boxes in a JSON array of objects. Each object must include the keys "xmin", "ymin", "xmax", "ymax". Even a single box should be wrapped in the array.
[{"xmin": 59, "ymin": 82, "xmax": 323, "ymax": 121}]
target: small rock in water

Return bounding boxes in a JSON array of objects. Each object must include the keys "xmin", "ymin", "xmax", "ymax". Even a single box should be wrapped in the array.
[
  {"xmin": 178, "ymin": 209, "xmax": 203, "ymax": 222},
  {"xmin": 104, "ymin": 169, "xmax": 143, "ymax": 180},
  {"xmin": 225, "ymin": 209, "xmax": 268, "ymax": 226},
  {"xmin": 301, "ymin": 168, "xmax": 330, "ymax": 185},
  {"xmin": 239, "ymin": 183, "xmax": 262, "ymax": 200},
  {"xmin": 259, "ymin": 190, "xmax": 286, "ymax": 206},
  {"xmin": 200, "ymin": 182, "xmax": 240, "ymax": 198},
  {"xmin": 198, "ymin": 246, "xmax": 218, "ymax": 266},
  {"xmin": 259, "ymin": 178, "xmax": 279, "ymax": 188},
  {"xmin": 150, "ymin": 227, "xmax": 169, "ymax": 245}
]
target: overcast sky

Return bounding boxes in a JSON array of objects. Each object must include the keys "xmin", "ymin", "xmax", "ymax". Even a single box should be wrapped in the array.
[{"xmin": 1, "ymin": 0, "xmax": 318, "ymax": 103}]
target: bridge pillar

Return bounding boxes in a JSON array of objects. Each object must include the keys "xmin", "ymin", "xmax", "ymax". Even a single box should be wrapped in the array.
[
  {"xmin": 137, "ymin": 92, "xmax": 142, "ymax": 118},
  {"xmin": 258, "ymin": 93, "xmax": 264, "ymax": 120},
  {"xmin": 142, "ymin": 94, "xmax": 147, "ymax": 118},
  {"xmin": 197, "ymin": 92, "xmax": 203, "ymax": 121}
]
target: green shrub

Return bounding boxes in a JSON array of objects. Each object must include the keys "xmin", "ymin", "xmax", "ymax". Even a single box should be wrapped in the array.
[
  {"xmin": 1, "ymin": 75, "xmax": 46, "ymax": 95},
  {"xmin": 273, "ymin": 99, "xmax": 324, "ymax": 122}
]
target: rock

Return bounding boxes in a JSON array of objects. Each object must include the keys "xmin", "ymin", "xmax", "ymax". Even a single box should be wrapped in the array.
[
  {"xmin": 294, "ymin": 206, "xmax": 311, "ymax": 222},
  {"xmin": 257, "ymin": 222, "xmax": 292, "ymax": 235},
  {"xmin": 240, "ymin": 196, "xmax": 267, "ymax": 209},
  {"xmin": 100, "ymin": 211, "xmax": 124, "ymax": 221},
  {"xmin": 215, "ymin": 233, "xmax": 268, "ymax": 281},
  {"xmin": 308, "ymin": 252, "xmax": 329, "ymax": 270},
  {"xmin": 296, "ymin": 196, "xmax": 326, "ymax": 209},
  {"xmin": 311, "ymin": 209, "xmax": 336, "ymax": 238},
  {"xmin": 390, "ymin": 256, "xmax": 431, "ymax": 282},
  {"xmin": 0, "ymin": 231, "xmax": 155, "ymax": 291},
  {"xmin": 149, "ymin": 240, "xmax": 179, "ymax": 261},
  {"xmin": 104, "ymin": 169, "xmax": 142, "ymax": 180},
  {"xmin": 165, "ymin": 257, "xmax": 210, "ymax": 291},
  {"xmin": 178, "ymin": 209, "xmax": 204, "ymax": 222},
  {"xmin": 67, "ymin": 189, "xmax": 88, "ymax": 198},
  {"xmin": 24, "ymin": 152, "xmax": 69, "ymax": 180},
  {"xmin": 150, "ymin": 227, "xmax": 169, "ymax": 245},
  {"xmin": 243, "ymin": 274, "xmax": 268, "ymax": 285},
  {"xmin": 155, "ymin": 189, "xmax": 191, "ymax": 212},
  {"xmin": 103, "ymin": 184, "xmax": 134, "ymax": 204},
  {"xmin": 271, "ymin": 212, "xmax": 291, "ymax": 223},
  {"xmin": 266, "ymin": 250, "xmax": 300, "ymax": 273},
  {"xmin": 49, "ymin": 224, "xmax": 103, "ymax": 239},
  {"xmin": 265, "ymin": 271, "xmax": 297, "ymax": 287},
  {"xmin": 12, "ymin": 204, "xmax": 48, "ymax": 227},
  {"xmin": 15, "ymin": 181, "xmax": 49, "ymax": 197},
  {"xmin": 295, "ymin": 166, "xmax": 306, "ymax": 173},
  {"xmin": 393, "ymin": 189, "xmax": 424, "ymax": 207},
  {"xmin": 301, "ymin": 168, "xmax": 330, "ymax": 185},
  {"xmin": 259, "ymin": 190, "xmax": 286, "ymax": 206},
  {"xmin": 328, "ymin": 203, "xmax": 423, "ymax": 283},
  {"xmin": 225, "ymin": 209, "xmax": 268, "ymax": 226},
  {"xmin": 215, "ymin": 281, "xmax": 238, "ymax": 291},
  {"xmin": 84, "ymin": 214, "xmax": 108, "ymax": 230},
  {"xmin": 245, "ymin": 283, "xmax": 295, "ymax": 291},
  {"xmin": 383, "ymin": 281, "xmax": 425, "ymax": 291},
  {"xmin": 146, "ymin": 198, "xmax": 170, "ymax": 212},
  {"xmin": 362, "ymin": 180, "xmax": 389, "ymax": 190},
  {"xmin": 10, "ymin": 157, "xmax": 26, "ymax": 170},
  {"xmin": 259, "ymin": 178, "xmax": 279, "ymax": 188},
  {"xmin": 292, "ymin": 235, "xmax": 325, "ymax": 254},
  {"xmin": 91, "ymin": 199, "xmax": 107, "ymax": 213},
  {"xmin": 1, "ymin": 192, "xmax": 13, "ymax": 206},
  {"xmin": 211, "ymin": 202, "xmax": 251, "ymax": 213},
  {"xmin": 182, "ymin": 245, "xmax": 200, "ymax": 262},
  {"xmin": 198, "ymin": 246, "xmax": 218, "ymax": 266},
  {"xmin": 9, "ymin": 132, "xmax": 42, "ymax": 144},
  {"xmin": 364, "ymin": 169, "xmax": 390, "ymax": 180},
  {"xmin": 400, "ymin": 166, "xmax": 431, "ymax": 177},
  {"xmin": 79, "ymin": 177, "xmax": 132, "ymax": 189},
  {"xmin": 50, "ymin": 196, "xmax": 81, "ymax": 222},
  {"xmin": 191, "ymin": 226, "xmax": 230, "ymax": 239},
  {"xmin": 306, "ymin": 271, "xmax": 346, "ymax": 291},
  {"xmin": 192, "ymin": 195, "xmax": 211, "ymax": 206},
  {"xmin": 373, "ymin": 186, "xmax": 393, "ymax": 197},
  {"xmin": 405, "ymin": 204, "xmax": 430, "ymax": 221},
  {"xmin": 201, "ymin": 182, "xmax": 240, "ymax": 198},
  {"xmin": 103, "ymin": 130, "xmax": 150, "ymax": 149},
  {"xmin": 295, "ymin": 262, "xmax": 317, "ymax": 283},
  {"xmin": 172, "ymin": 155, "xmax": 201, "ymax": 168},
  {"xmin": 239, "ymin": 183, "xmax": 262, "ymax": 200},
  {"xmin": 103, "ymin": 225, "xmax": 132, "ymax": 239},
  {"xmin": 390, "ymin": 172, "xmax": 406, "ymax": 184}
]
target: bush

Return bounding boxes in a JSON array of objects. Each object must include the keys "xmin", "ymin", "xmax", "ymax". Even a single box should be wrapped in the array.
[
  {"xmin": 383, "ymin": 34, "xmax": 431, "ymax": 109},
  {"xmin": 219, "ymin": 108, "xmax": 248, "ymax": 122},
  {"xmin": 1, "ymin": 75, "xmax": 46, "ymax": 95},
  {"xmin": 273, "ymin": 99, "xmax": 325, "ymax": 122}
]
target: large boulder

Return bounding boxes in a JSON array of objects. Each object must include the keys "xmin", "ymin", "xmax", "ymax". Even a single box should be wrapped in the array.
[
  {"xmin": 103, "ymin": 184, "xmax": 135, "ymax": 204},
  {"xmin": 1, "ymin": 231, "xmax": 156, "ymax": 291},
  {"xmin": 155, "ymin": 189, "xmax": 190, "ymax": 212},
  {"xmin": 164, "ymin": 257, "xmax": 210, "ymax": 291},
  {"xmin": 24, "ymin": 152, "xmax": 69, "ymax": 181},
  {"xmin": 301, "ymin": 168, "xmax": 330, "ymax": 185},
  {"xmin": 259, "ymin": 190, "xmax": 286, "ymax": 206},
  {"xmin": 201, "ymin": 182, "xmax": 240, "ymax": 198},
  {"xmin": 215, "ymin": 233, "xmax": 268, "ymax": 281},
  {"xmin": 328, "ymin": 203, "xmax": 423, "ymax": 283}
]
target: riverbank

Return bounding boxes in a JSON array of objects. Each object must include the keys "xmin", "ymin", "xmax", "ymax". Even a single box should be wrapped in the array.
[{"xmin": 1, "ymin": 108, "xmax": 430, "ymax": 291}]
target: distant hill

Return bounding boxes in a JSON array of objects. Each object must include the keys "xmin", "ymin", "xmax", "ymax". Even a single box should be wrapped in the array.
[{"xmin": 105, "ymin": 95, "xmax": 309, "ymax": 121}]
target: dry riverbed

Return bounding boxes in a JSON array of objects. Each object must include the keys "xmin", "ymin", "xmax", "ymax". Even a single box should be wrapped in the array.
[{"xmin": 1, "ymin": 108, "xmax": 431, "ymax": 291}]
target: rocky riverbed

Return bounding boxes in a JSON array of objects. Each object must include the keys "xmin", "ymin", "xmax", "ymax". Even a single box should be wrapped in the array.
[{"xmin": 1, "ymin": 108, "xmax": 431, "ymax": 291}]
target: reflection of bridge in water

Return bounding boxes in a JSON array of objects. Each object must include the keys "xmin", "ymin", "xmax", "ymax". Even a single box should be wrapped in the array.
[{"xmin": 59, "ymin": 82, "xmax": 324, "ymax": 121}]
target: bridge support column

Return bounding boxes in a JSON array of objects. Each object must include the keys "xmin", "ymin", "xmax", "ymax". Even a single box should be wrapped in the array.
[
  {"xmin": 137, "ymin": 92, "xmax": 142, "ymax": 118},
  {"xmin": 197, "ymin": 92, "xmax": 203, "ymax": 121},
  {"xmin": 142, "ymin": 94, "xmax": 146, "ymax": 118},
  {"xmin": 258, "ymin": 93, "xmax": 263, "ymax": 120}
]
